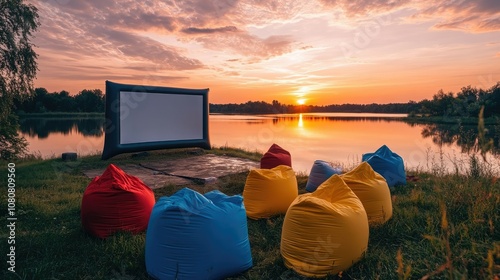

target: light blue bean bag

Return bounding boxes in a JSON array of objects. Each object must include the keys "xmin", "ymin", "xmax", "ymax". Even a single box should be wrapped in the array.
[
  {"xmin": 305, "ymin": 160, "xmax": 342, "ymax": 192},
  {"xmin": 362, "ymin": 145, "xmax": 406, "ymax": 187},
  {"xmin": 145, "ymin": 188, "xmax": 253, "ymax": 280}
]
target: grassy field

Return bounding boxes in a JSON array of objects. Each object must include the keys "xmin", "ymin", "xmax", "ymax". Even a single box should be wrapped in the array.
[{"xmin": 0, "ymin": 147, "xmax": 499, "ymax": 279}]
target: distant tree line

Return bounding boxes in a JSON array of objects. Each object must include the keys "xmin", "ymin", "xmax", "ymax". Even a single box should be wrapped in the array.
[
  {"xmin": 210, "ymin": 82, "xmax": 500, "ymax": 117},
  {"xmin": 14, "ymin": 88, "xmax": 105, "ymax": 113},
  {"xmin": 209, "ymin": 100, "xmax": 415, "ymax": 114},
  {"xmin": 15, "ymin": 82, "xmax": 499, "ymax": 117},
  {"xmin": 305, "ymin": 102, "xmax": 416, "ymax": 114}
]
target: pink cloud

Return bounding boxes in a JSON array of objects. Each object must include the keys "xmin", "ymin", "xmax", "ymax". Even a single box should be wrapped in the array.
[
  {"xmin": 181, "ymin": 26, "xmax": 239, "ymax": 34},
  {"xmin": 318, "ymin": 0, "xmax": 500, "ymax": 32},
  {"xmin": 414, "ymin": 1, "xmax": 500, "ymax": 32},
  {"xmin": 33, "ymin": 1, "xmax": 204, "ymax": 70},
  {"xmin": 318, "ymin": 0, "xmax": 411, "ymax": 16},
  {"xmin": 193, "ymin": 32, "xmax": 295, "ymax": 61},
  {"xmin": 30, "ymin": 0, "xmax": 499, "ymax": 100}
]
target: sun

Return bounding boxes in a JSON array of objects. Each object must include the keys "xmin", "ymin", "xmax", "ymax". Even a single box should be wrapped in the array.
[{"xmin": 297, "ymin": 98, "xmax": 306, "ymax": 105}]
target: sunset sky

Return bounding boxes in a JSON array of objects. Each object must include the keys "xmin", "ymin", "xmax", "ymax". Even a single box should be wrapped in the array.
[{"xmin": 31, "ymin": 0, "xmax": 499, "ymax": 105}]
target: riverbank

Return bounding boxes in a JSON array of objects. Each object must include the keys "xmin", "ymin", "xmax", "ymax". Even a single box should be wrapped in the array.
[{"xmin": 1, "ymin": 147, "xmax": 498, "ymax": 279}]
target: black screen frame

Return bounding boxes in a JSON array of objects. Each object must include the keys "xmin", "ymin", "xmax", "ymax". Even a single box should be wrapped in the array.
[{"xmin": 101, "ymin": 80, "xmax": 210, "ymax": 160}]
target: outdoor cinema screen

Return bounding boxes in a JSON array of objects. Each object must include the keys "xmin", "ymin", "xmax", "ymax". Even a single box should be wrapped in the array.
[{"xmin": 101, "ymin": 81, "xmax": 210, "ymax": 160}]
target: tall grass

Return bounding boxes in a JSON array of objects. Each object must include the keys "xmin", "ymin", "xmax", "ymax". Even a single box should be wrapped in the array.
[{"xmin": 1, "ymin": 148, "xmax": 499, "ymax": 279}]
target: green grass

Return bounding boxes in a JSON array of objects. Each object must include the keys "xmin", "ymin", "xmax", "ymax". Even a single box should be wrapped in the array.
[{"xmin": 1, "ymin": 148, "xmax": 499, "ymax": 279}]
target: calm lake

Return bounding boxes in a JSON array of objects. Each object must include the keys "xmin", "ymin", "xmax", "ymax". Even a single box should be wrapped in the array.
[{"xmin": 19, "ymin": 113, "xmax": 500, "ymax": 174}]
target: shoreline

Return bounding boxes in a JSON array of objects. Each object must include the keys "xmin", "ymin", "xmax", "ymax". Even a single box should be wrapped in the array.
[{"xmin": 16, "ymin": 111, "xmax": 499, "ymax": 124}]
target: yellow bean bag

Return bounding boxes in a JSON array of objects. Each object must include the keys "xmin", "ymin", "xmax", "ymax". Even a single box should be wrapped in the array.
[
  {"xmin": 341, "ymin": 162, "xmax": 393, "ymax": 225},
  {"xmin": 243, "ymin": 165, "xmax": 298, "ymax": 219},
  {"xmin": 280, "ymin": 175, "xmax": 368, "ymax": 277}
]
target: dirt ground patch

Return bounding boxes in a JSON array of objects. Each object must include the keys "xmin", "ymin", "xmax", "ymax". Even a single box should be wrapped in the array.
[{"xmin": 82, "ymin": 154, "xmax": 259, "ymax": 189}]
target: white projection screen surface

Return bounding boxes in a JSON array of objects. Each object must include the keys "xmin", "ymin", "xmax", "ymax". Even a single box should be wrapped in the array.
[
  {"xmin": 119, "ymin": 92, "xmax": 203, "ymax": 144},
  {"xmin": 101, "ymin": 81, "xmax": 210, "ymax": 160}
]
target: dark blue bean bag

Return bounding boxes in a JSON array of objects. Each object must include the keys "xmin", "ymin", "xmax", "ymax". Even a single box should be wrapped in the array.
[
  {"xmin": 145, "ymin": 188, "xmax": 252, "ymax": 280},
  {"xmin": 362, "ymin": 145, "xmax": 406, "ymax": 187},
  {"xmin": 305, "ymin": 160, "xmax": 342, "ymax": 192}
]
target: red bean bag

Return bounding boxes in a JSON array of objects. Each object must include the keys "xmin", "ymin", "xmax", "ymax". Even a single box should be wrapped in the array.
[
  {"xmin": 81, "ymin": 164, "xmax": 155, "ymax": 239},
  {"xmin": 260, "ymin": 143, "xmax": 292, "ymax": 169}
]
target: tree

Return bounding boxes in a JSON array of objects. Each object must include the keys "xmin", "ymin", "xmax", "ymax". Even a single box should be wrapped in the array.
[
  {"xmin": 33, "ymin": 87, "xmax": 47, "ymax": 112},
  {"xmin": 74, "ymin": 89, "xmax": 105, "ymax": 112},
  {"xmin": 0, "ymin": 0, "xmax": 39, "ymax": 159},
  {"xmin": 57, "ymin": 90, "xmax": 77, "ymax": 112}
]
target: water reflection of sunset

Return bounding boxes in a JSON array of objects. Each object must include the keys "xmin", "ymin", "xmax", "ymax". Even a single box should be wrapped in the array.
[
  {"xmin": 21, "ymin": 114, "xmax": 498, "ymax": 174},
  {"xmin": 209, "ymin": 114, "xmax": 489, "ymax": 173}
]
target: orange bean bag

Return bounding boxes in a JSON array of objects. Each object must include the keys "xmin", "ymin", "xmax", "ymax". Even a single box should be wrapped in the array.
[
  {"xmin": 243, "ymin": 165, "xmax": 298, "ymax": 219},
  {"xmin": 260, "ymin": 143, "xmax": 292, "ymax": 169},
  {"xmin": 341, "ymin": 162, "xmax": 393, "ymax": 225},
  {"xmin": 281, "ymin": 175, "xmax": 369, "ymax": 277},
  {"xmin": 81, "ymin": 164, "xmax": 155, "ymax": 239}
]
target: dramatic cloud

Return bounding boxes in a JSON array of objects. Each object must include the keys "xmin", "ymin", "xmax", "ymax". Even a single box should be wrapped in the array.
[
  {"xmin": 34, "ymin": 1, "xmax": 204, "ymax": 70},
  {"xmin": 91, "ymin": 27, "xmax": 203, "ymax": 69},
  {"xmin": 30, "ymin": 0, "xmax": 500, "ymax": 103},
  {"xmin": 417, "ymin": 0, "xmax": 500, "ymax": 32},
  {"xmin": 105, "ymin": 10, "xmax": 177, "ymax": 32},
  {"xmin": 193, "ymin": 33, "xmax": 295, "ymax": 61},
  {"xmin": 318, "ymin": 0, "xmax": 500, "ymax": 32},
  {"xmin": 169, "ymin": 0, "xmax": 240, "ymax": 26},
  {"xmin": 181, "ymin": 26, "xmax": 239, "ymax": 34},
  {"xmin": 318, "ymin": 0, "xmax": 411, "ymax": 16},
  {"xmin": 34, "ymin": 0, "xmax": 306, "ymax": 68}
]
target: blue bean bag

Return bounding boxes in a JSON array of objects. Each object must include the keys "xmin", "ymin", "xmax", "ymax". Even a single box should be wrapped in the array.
[
  {"xmin": 145, "ymin": 188, "xmax": 253, "ymax": 280},
  {"xmin": 362, "ymin": 145, "xmax": 406, "ymax": 187},
  {"xmin": 305, "ymin": 160, "xmax": 342, "ymax": 192}
]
